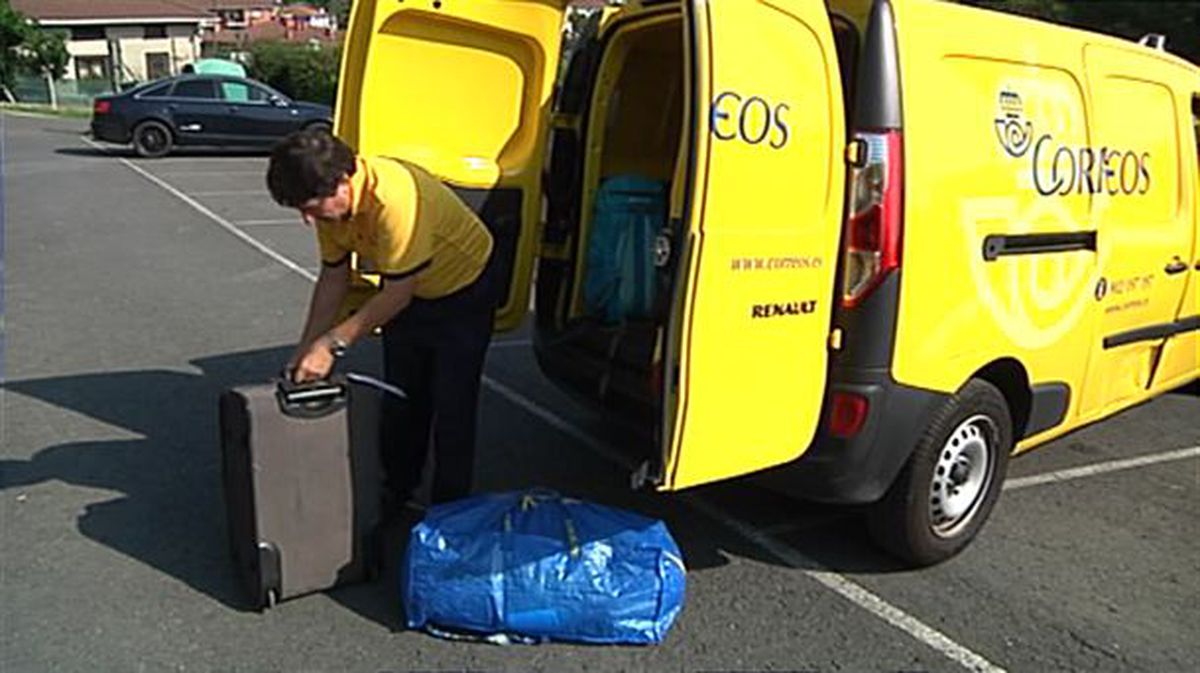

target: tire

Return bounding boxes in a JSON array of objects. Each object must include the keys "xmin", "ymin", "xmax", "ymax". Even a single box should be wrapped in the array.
[
  {"xmin": 305, "ymin": 120, "xmax": 333, "ymax": 134},
  {"xmin": 867, "ymin": 379, "xmax": 1012, "ymax": 566},
  {"xmin": 132, "ymin": 120, "xmax": 173, "ymax": 158}
]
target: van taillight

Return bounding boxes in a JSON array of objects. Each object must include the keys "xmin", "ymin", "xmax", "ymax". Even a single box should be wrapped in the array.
[
  {"xmin": 93, "ymin": 100, "xmax": 111, "ymax": 115},
  {"xmin": 842, "ymin": 130, "xmax": 903, "ymax": 308},
  {"xmin": 828, "ymin": 392, "xmax": 869, "ymax": 438}
]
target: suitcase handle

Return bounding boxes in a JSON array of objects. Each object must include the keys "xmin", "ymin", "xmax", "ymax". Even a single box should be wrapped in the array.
[{"xmin": 275, "ymin": 377, "xmax": 348, "ymax": 418}]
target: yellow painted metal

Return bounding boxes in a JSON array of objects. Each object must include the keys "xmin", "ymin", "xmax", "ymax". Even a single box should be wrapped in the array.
[
  {"xmin": 334, "ymin": 0, "xmax": 568, "ymax": 331},
  {"xmin": 660, "ymin": 0, "xmax": 845, "ymax": 490},
  {"xmin": 889, "ymin": 0, "xmax": 1199, "ymax": 452}
]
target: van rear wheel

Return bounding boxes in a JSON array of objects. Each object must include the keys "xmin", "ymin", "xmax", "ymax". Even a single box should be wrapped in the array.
[{"xmin": 867, "ymin": 379, "xmax": 1012, "ymax": 566}]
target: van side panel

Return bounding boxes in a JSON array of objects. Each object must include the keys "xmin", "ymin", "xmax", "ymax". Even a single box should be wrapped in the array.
[
  {"xmin": 890, "ymin": 1, "xmax": 1098, "ymax": 431},
  {"xmin": 1080, "ymin": 46, "xmax": 1200, "ymax": 407}
]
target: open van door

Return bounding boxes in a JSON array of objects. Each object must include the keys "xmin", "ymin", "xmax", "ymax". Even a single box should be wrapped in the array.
[
  {"xmin": 335, "ymin": 0, "xmax": 567, "ymax": 331},
  {"xmin": 658, "ymin": 0, "xmax": 847, "ymax": 490}
]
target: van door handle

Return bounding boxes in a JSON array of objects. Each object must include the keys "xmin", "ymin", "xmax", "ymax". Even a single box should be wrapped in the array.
[{"xmin": 1164, "ymin": 257, "xmax": 1188, "ymax": 275}]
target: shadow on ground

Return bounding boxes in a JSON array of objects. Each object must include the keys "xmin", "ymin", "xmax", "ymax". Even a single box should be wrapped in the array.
[{"xmin": 1, "ymin": 343, "xmax": 907, "ymax": 632}]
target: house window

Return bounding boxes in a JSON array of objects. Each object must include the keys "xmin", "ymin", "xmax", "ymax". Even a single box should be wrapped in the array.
[
  {"xmin": 75, "ymin": 56, "xmax": 110, "ymax": 80},
  {"xmin": 219, "ymin": 10, "xmax": 247, "ymax": 27},
  {"xmin": 70, "ymin": 26, "xmax": 106, "ymax": 41},
  {"xmin": 144, "ymin": 25, "xmax": 167, "ymax": 39},
  {"xmin": 145, "ymin": 52, "xmax": 171, "ymax": 80}
]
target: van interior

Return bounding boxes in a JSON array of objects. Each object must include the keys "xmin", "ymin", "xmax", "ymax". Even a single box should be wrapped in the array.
[{"xmin": 533, "ymin": 5, "xmax": 862, "ymax": 434}]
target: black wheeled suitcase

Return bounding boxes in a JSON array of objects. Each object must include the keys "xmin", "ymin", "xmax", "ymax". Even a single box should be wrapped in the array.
[{"xmin": 219, "ymin": 376, "xmax": 382, "ymax": 609}]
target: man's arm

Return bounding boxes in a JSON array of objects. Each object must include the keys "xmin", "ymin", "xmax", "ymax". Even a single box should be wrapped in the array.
[
  {"xmin": 327, "ymin": 274, "xmax": 416, "ymax": 345},
  {"xmin": 291, "ymin": 273, "xmax": 417, "ymax": 382},
  {"xmin": 289, "ymin": 261, "xmax": 350, "ymax": 370}
]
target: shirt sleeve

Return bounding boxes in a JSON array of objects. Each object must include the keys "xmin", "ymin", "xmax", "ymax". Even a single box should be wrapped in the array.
[
  {"xmin": 315, "ymin": 222, "xmax": 351, "ymax": 266},
  {"xmin": 373, "ymin": 203, "xmax": 434, "ymax": 279}
]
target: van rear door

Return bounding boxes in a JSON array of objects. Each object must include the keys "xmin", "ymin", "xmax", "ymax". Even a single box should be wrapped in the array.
[
  {"xmin": 335, "ymin": 0, "xmax": 567, "ymax": 331},
  {"xmin": 658, "ymin": 0, "xmax": 846, "ymax": 490}
]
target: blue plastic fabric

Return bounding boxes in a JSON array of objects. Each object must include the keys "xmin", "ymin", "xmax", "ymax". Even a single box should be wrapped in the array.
[
  {"xmin": 583, "ymin": 176, "xmax": 668, "ymax": 324},
  {"xmin": 403, "ymin": 490, "xmax": 686, "ymax": 645}
]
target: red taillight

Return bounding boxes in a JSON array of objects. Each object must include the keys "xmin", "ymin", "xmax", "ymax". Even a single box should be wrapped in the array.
[
  {"xmin": 93, "ymin": 100, "xmax": 111, "ymax": 115},
  {"xmin": 842, "ymin": 130, "xmax": 903, "ymax": 308},
  {"xmin": 828, "ymin": 392, "xmax": 870, "ymax": 438}
]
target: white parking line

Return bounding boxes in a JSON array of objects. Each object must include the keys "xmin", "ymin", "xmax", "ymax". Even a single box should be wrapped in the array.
[
  {"xmin": 482, "ymin": 377, "xmax": 1006, "ymax": 673},
  {"xmin": 235, "ymin": 219, "xmax": 301, "ymax": 227},
  {"xmin": 84, "ymin": 137, "xmax": 316, "ymax": 282},
  {"xmin": 100, "ymin": 140, "xmax": 1007, "ymax": 672},
  {"xmin": 1005, "ymin": 446, "xmax": 1200, "ymax": 491},
  {"xmin": 154, "ymin": 171, "xmax": 267, "ymax": 177}
]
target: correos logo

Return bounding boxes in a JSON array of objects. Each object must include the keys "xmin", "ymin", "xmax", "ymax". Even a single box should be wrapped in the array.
[
  {"xmin": 994, "ymin": 88, "xmax": 1152, "ymax": 196},
  {"xmin": 994, "ymin": 90, "xmax": 1034, "ymax": 158},
  {"xmin": 953, "ymin": 88, "xmax": 1099, "ymax": 351}
]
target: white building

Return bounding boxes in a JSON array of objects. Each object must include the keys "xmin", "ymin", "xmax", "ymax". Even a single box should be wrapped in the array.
[{"xmin": 11, "ymin": 0, "xmax": 214, "ymax": 83}]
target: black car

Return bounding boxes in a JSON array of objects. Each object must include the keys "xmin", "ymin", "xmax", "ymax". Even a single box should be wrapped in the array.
[{"xmin": 91, "ymin": 74, "xmax": 332, "ymax": 158}]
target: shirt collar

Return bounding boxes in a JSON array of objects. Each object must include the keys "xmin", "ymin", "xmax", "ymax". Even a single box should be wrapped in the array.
[{"xmin": 346, "ymin": 156, "xmax": 369, "ymax": 220}]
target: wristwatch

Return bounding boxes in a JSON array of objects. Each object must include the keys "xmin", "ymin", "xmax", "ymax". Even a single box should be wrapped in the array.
[{"xmin": 326, "ymin": 335, "xmax": 350, "ymax": 359}]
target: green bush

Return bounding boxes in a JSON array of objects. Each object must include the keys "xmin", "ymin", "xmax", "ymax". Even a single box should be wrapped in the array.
[{"xmin": 245, "ymin": 41, "xmax": 341, "ymax": 105}]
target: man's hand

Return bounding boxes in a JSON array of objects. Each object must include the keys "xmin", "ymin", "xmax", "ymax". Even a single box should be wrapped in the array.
[{"xmin": 291, "ymin": 336, "xmax": 336, "ymax": 383}]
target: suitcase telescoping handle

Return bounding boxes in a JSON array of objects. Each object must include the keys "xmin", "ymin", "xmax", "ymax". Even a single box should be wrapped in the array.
[{"xmin": 275, "ymin": 376, "xmax": 348, "ymax": 418}]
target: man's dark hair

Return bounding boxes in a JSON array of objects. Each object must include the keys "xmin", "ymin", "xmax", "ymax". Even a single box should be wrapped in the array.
[{"xmin": 266, "ymin": 128, "xmax": 357, "ymax": 207}]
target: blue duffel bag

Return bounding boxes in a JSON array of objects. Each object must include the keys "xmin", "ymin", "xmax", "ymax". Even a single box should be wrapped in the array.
[{"xmin": 403, "ymin": 490, "xmax": 686, "ymax": 645}]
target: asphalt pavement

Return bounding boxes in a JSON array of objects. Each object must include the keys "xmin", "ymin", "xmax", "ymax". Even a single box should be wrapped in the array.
[{"xmin": 2, "ymin": 112, "xmax": 1198, "ymax": 673}]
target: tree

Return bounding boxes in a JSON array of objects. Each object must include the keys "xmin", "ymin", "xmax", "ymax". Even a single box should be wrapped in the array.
[
  {"xmin": 959, "ymin": 0, "xmax": 1200, "ymax": 64},
  {"xmin": 21, "ymin": 27, "xmax": 68, "ymax": 79},
  {"xmin": 1, "ymin": 0, "xmax": 29, "ymax": 92},
  {"xmin": 246, "ymin": 41, "xmax": 341, "ymax": 105},
  {"xmin": 19, "ymin": 26, "xmax": 68, "ymax": 107}
]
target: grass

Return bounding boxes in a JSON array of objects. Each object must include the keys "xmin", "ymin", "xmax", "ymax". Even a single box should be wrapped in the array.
[{"xmin": 0, "ymin": 103, "xmax": 92, "ymax": 119}]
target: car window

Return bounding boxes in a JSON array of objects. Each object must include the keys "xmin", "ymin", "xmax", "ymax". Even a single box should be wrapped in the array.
[
  {"xmin": 138, "ymin": 82, "xmax": 172, "ymax": 98},
  {"xmin": 220, "ymin": 81, "xmax": 273, "ymax": 104},
  {"xmin": 171, "ymin": 79, "xmax": 218, "ymax": 99}
]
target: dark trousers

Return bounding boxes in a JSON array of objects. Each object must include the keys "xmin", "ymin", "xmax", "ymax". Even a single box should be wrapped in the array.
[{"xmin": 380, "ymin": 257, "xmax": 498, "ymax": 505}]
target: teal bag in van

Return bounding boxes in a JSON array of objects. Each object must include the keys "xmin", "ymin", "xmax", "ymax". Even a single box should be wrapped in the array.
[{"xmin": 583, "ymin": 176, "xmax": 668, "ymax": 323}]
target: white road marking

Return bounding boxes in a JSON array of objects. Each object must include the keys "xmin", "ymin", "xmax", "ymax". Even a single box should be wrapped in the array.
[
  {"xmin": 482, "ymin": 377, "xmax": 1006, "ymax": 673},
  {"xmin": 154, "ymin": 171, "xmax": 266, "ymax": 177},
  {"xmin": 83, "ymin": 137, "xmax": 317, "ymax": 282},
  {"xmin": 190, "ymin": 190, "xmax": 269, "ymax": 197},
  {"xmin": 99, "ymin": 140, "xmax": 1020, "ymax": 672},
  {"xmin": 1005, "ymin": 446, "xmax": 1200, "ymax": 491},
  {"xmin": 235, "ymin": 218, "xmax": 301, "ymax": 227}
]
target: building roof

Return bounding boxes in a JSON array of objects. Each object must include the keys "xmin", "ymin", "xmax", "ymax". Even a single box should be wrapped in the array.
[
  {"xmin": 204, "ymin": 20, "xmax": 337, "ymax": 45},
  {"xmin": 11, "ymin": 0, "xmax": 212, "ymax": 23},
  {"xmin": 278, "ymin": 4, "xmax": 322, "ymax": 18},
  {"xmin": 176, "ymin": 1, "xmax": 280, "ymax": 10}
]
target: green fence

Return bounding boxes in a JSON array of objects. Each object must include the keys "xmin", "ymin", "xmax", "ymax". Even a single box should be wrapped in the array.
[{"xmin": 9, "ymin": 76, "xmax": 117, "ymax": 109}]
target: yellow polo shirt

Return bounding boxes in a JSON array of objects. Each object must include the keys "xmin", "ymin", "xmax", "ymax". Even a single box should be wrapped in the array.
[{"xmin": 315, "ymin": 157, "xmax": 493, "ymax": 299}]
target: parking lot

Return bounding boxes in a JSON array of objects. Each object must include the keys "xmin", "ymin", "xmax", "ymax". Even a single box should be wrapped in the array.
[{"xmin": 2, "ymin": 112, "xmax": 1198, "ymax": 672}]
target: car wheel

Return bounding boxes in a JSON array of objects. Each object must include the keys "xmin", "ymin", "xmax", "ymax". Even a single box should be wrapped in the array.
[
  {"xmin": 866, "ymin": 379, "xmax": 1012, "ymax": 566},
  {"xmin": 305, "ymin": 121, "xmax": 332, "ymax": 134},
  {"xmin": 132, "ymin": 120, "xmax": 173, "ymax": 158}
]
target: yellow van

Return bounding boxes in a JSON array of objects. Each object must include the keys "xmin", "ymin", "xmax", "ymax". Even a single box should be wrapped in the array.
[{"xmin": 335, "ymin": 0, "xmax": 1200, "ymax": 564}]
